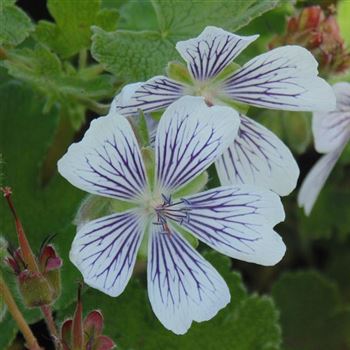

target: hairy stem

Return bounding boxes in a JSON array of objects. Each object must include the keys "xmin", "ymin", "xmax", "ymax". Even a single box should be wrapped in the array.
[
  {"xmin": 41, "ymin": 305, "xmax": 61, "ymax": 349},
  {"xmin": 0, "ymin": 276, "xmax": 41, "ymax": 350}
]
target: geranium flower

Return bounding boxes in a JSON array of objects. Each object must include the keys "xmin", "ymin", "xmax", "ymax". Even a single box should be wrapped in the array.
[
  {"xmin": 298, "ymin": 82, "xmax": 350, "ymax": 215},
  {"xmin": 58, "ymin": 96, "xmax": 286, "ymax": 334},
  {"xmin": 114, "ymin": 26, "xmax": 336, "ymax": 196}
]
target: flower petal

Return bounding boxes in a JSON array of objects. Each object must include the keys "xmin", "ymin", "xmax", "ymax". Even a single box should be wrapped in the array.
[
  {"xmin": 69, "ymin": 210, "xmax": 145, "ymax": 297},
  {"xmin": 147, "ymin": 223, "xmax": 230, "ymax": 334},
  {"xmin": 215, "ymin": 115, "xmax": 299, "ymax": 196},
  {"xmin": 113, "ymin": 76, "xmax": 186, "ymax": 116},
  {"xmin": 58, "ymin": 112, "xmax": 148, "ymax": 202},
  {"xmin": 177, "ymin": 186, "xmax": 286, "ymax": 266},
  {"xmin": 312, "ymin": 82, "xmax": 350, "ymax": 153},
  {"xmin": 298, "ymin": 146, "xmax": 344, "ymax": 215},
  {"xmin": 176, "ymin": 26, "xmax": 258, "ymax": 81},
  {"xmin": 155, "ymin": 96, "xmax": 240, "ymax": 194},
  {"xmin": 222, "ymin": 46, "xmax": 336, "ymax": 111}
]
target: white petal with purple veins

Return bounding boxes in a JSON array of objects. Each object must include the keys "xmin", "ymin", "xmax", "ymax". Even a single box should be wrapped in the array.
[
  {"xmin": 176, "ymin": 26, "xmax": 258, "ymax": 81},
  {"xmin": 215, "ymin": 115, "xmax": 299, "ymax": 196},
  {"xmin": 58, "ymin": 112, "xmax": 148, "ymax": 202},
  {"xmin": 298, "ymin": 144, "xmax": 345, "ymax": 215},
  {"xmin": 312, "ymin": 82, "xmax": 350, "ymax": 153},
  {"xmin": 70, "ymin": 210, "xmax": 145, "ymax": 297},
  {"xmin": 174, "ymin": 186, "xmax": 285, "ymax": 266},
  {"xmin": 147, "ymin": 223, "xmax": 230, "ymax": 334},
  {"xmin": 155, "ymin": 96, "xmax": 240, "ymax": 194},
  {"xmin": 113, "ymin": 76, "xmax": 186, "ymax": 116},
  {"xmin": 222, "ymin": 46, "xmax": 336, "ymax": 111}
]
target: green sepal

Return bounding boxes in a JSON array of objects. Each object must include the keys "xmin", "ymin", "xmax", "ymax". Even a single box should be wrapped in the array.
[
  {"xmin": 19, "ymin": 271, "xmax": 54, "ymax": 307},
  {"xmin": 172, "ymin": 222, "xmax": 199, "ymax": 249},
  {"xmin": 45, "ymin": 269, "xmax": 61, "ymax": 301},
  {"xmin": 173, "ymin": 171, "xmax": 209, "ymax": 199},
  {"xmin": 138, "ymin": 110, "xmax": 150, "ymax": 147},
  {"xmin": 166, "ymin": 61, "xmax": 193, "ymax": 85},
  {"xmin": 138, "ymin": 222, "xmax": 150, "ymax": 260},
  {"xmin": 141, "ymin": 147, "xmax": 155, "ymax": 192},
  {"xmin": 212, "ymin": 62, "xmax": 240, "ymax": 84},
  {"xmin": 217, "ymin": 95, "xmax": 250, "ymax": 115},
  {"xmin": 75, "ymin": 194, "xmax": 137, "ymax": 229}
]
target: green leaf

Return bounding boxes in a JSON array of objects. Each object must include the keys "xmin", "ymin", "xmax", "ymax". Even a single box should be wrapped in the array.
[
  {"xmin": 0, "ymin": 0, "xmax": 33, "ymax": 47},
  {"xmin": 272, "ymin": 271, "xmax": 350, "ymax": 350},
  {"xmin": 59, "ymin": 252, "xmax": 282, "ymax": 350},
  {"xmin": 91, "ymin": 27, "xmax": 174, "ymax": 81},
  {"xmin": 34, "ymin": 0, "xmax": 118, "ymax": 58},
  {"xmin": 3, "ymin": 44, "xmax": 116, "ymax": 127},
  {"xmin": 338, "ymin": 0, "xmax": 350, "ymax": 46},
  {"xmin": 0, "ymin": 81, "xmax": 85, "ymax": 347},
  {"xmin": 152, "ymin": 0, "xmax": 279, "ymax": 40},
  {"xmin": 91, "ymin": 0, "xmax": 280, "ymax": 81}
]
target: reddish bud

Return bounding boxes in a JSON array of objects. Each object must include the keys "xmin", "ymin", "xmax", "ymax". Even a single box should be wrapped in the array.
[
  {"xmin": 84, "ymin": 310, "xmax": 104, "ymax": 338},
  {"xmin": 1, "ymin": 187, "xmax": 62, "ymax": 307},
  {"xmin": 60, "ymin": 286, "xmax": 115, "ymax": 350},
  {"xmin": 299, "ymin": 5, "xmax": 322, "ymax": 29},
  {"xmin": 269, "ymin": 6, "xmax": 350, "ymax": 76},
  {"xmin": 93, "ymin": 336, "xmax": 116, "ymax": 350}
]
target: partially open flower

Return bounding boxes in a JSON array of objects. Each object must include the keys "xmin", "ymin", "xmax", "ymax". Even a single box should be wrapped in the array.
[
  {"xmin": 61, "ymin": 286, "xmax": 115, "ymax": 350},
  {"xmin": 1, "ymin": 187, "xmax": 62, "ymax": 307},
  {"xmin": 270, "ymin": 6, "xmax": 350, "ymax": 75}
]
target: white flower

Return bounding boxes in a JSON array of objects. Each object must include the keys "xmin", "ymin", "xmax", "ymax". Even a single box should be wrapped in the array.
[
  {"xmin": 298, "ymin": 82, "xmax": 350, "ymax": 215},
  {"xmin": 58, "ymin": 96, "xmax": 286, "ymax": 334},
  {"xmin": 114, "ymin": 26, "xmax": 336, "ymax": 196}
]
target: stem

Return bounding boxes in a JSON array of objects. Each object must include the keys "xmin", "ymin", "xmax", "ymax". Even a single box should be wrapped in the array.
[
  {"xmin": 1, "ymin": 188, "xmax": 39, "ymax": 273},
  {"xmin": 0, "ymin": 276, "xmax": 41, "ymax": 350},
  {"xmin": 74, "ymin": 96, "xmax": 110, "ymax": 115},
  {"xmin": 0, "ymin": 46, "xmax": 7, "ymax": 60},
  {"xmin": 40, "ymin": 113, "xmax": 75, "ymax": 186},
  {"xmin": 41, "ymin": 305, "xmax": 61, "ymax": 350},
  {"xmin": 72, "ymin": 285, "xmax": 83, "ymax": 350},
  {"xmin": 78, "ymin": 49, "xmax": 87, "ymax": 69}
]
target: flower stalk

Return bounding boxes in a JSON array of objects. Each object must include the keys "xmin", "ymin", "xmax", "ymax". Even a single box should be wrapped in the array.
[{"xmin": 0, "ymin": 275, "xmax": 41, "ymax": 350}]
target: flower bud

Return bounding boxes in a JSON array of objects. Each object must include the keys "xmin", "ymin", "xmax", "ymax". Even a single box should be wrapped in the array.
[
  {"xmin": 269, "ymin": 5, "xmax": 350, "ymax": 76},
  {"xmin": 18, "ymin": 270, "xmax": 54, "ymax": 307},
  {"xmin": 1, "ymin": 187, "xmax": 62, "ymax": 307},
  {"xmin": 60, "ymin": 286, "xmax": 115, "ymax": 350},
  {"xmin": 39, "ymin": 244, "xmax": 62, "ymax": 300}
]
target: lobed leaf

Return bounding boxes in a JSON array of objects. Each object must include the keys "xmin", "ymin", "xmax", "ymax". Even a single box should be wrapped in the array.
[
  {"xmin": 91, "ymin": 0, "xmax": 281, "ymax": 81},
  {"xmin": 0, "ymin": 0, "xmax": 33, "ymax": 47}
]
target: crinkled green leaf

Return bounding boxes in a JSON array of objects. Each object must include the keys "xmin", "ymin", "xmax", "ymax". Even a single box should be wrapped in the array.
[
  {"xmin": 91, "ymin": 27, "xmax": 174, "ymax": 81},
  {"xmin": 59, "ymin": 252, "xmax": 281, "ymax": 350},
  {"xmin": 91, "ymin": 0, "xmax": 280, "ymax": 81},
  {"xmin": 0, "ymin": 81, "xmax": 85, "ymax": 347},
  {"xmin": 0, "ymin": 0, "xmax": 33, "ymax": 47},
  {"xmin": 272, "ymin": 271, "xmax": 350, "ymax": 350},
  {"xmin": 3, "ymin": 44, "xmax": 116, "ymax": 127},
  {"xmin": 152, "ymin": 0, "xmax": 279, "ymax": 40},
  {"xmin": 34, "ymin": 0, "xmax": 118, "ymax": 58}
]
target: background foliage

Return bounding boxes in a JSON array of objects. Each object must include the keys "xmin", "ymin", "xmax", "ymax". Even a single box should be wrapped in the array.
[{"xmin": 1, "ymin": 0, "xmax": 350, "ymax": 349}]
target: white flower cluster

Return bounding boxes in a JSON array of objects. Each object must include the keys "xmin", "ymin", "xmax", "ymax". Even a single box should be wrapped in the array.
[{"xmin": 58, "ymin": 27, "xmax": 336, "ymax": 334}]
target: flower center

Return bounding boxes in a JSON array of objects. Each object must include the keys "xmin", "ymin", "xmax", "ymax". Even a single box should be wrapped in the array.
[{"xmin": 152, "ymin": 194, "xmax": 191, "ymax": 235}]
